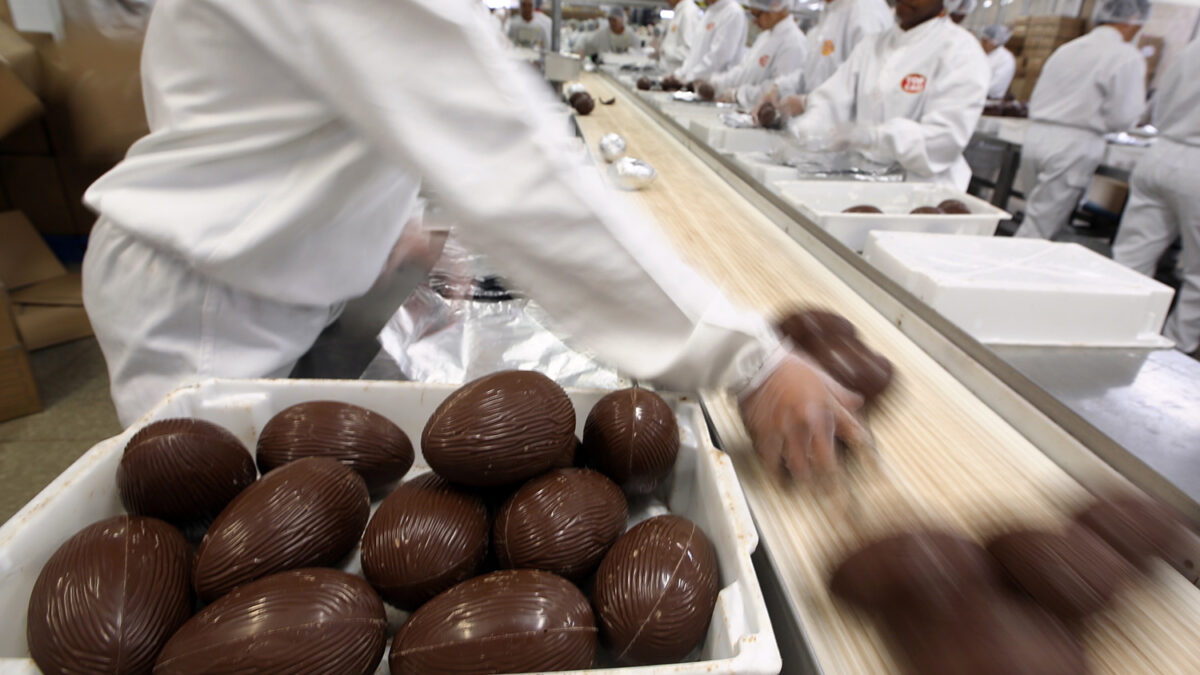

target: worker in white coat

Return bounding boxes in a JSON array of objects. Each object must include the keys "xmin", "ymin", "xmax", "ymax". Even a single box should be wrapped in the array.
[
  {"xmin": 673, "ymin": 0, "xmax": 747, "ymax": 83},
  {"xmin": 980, "ymin": 24, "xmax": 1016, "ymax": 100},
  {"xmin": 776, "ymin": 0, "xmax": 989, "ymax": 189},
  {"xmin": 705, "ymin": 0, "xmax": 809, "ymax": 108},
  {"xmin": 1014, "ymin": 0, "xmax": 1148, "ymax": 239},
  {"xmin": 577, "ymin": 7, "xmax": 643, "ymax": 56},
  {"xmin": 658, "ymin": 0, "xmax": 704, "ymax": 72},
  {"xmin": 1112, "ymin": 37, "xmax": 1200, "ymax": 358},
  {"xmin": 507, "ymin": 0, "xmax": 553, "ymax": 49},
  {"xmin": 82, "ymin": 0, "xmax": 868, "ymax": 477}
]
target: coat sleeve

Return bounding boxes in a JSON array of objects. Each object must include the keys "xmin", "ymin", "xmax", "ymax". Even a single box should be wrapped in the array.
[
  {"xmin": 787, "ymin": 39, "xmax": 866, "ymax": 139},
  {"xmin": 218, "ymin": 0, "xmax": 782, "ymax": 393},
  {"xmin": 1103, "ymin": 52, "xmax": 1147, "ymax": 132},
  {"xmin": 988, "ymin": 51, "xmax": 1015, "ymax": 99},
  {"xmin": 679, "ymin": 11, "xmax": 746, "ymax": 82}
]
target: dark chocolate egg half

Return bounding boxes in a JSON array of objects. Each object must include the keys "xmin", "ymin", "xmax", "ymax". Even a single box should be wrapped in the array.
[
  {"xmin": 193, "ymin": 456, "xmax": 369, "ymax": 603},
  {"xmin": 117, "ymin": 418, "xmax": 256, "ymax": 532},
  {"xmin": 27, "ymin": 515, "xmax": 192, "ymax": 675},
  {"xmin": 842, "ymin": 204, "xmax": 883, "ymax": 214},
  {"xmin": 805, "ymin": 333, "xmax": 894, "ymax": 401},
  {"xmin": 389, "ymin": 569, "xmax": 597, "ymax": 674},
  {"xmin": 155, "ymin": 568, "xmax": 386, "ymax": 675},
  {"xmin": 593, "ymin": 514, "xmax": 720, "ymax": 666},
  {"xmin": 986, "ymin": 526, "xmax": 1131, "ymax": 620},
  {"xmin": 583, "ymin": 387, "xmax": 679, "ymax": 495},
  {"xmin": 777, "ymin": 308, "xmax": 858, "ymax": 349},
  {"xmin": 256, "ymin": 400, "xmax": 414, "ymax": 495},
  {"xmin": 360, "ymin": 472, "xmax": 489, "ymax": 610},
  {"xmin": 697, "ymin": 82, "xmax": 715, "ymax": 101},
  {"xmin": 758, "ymin": 101, "xmax": 779, "ymax": 129},
  {"xmin": 494, "ymin": 468, "xmax": 627, "ymax": 582},
  {"xmin": 573, "ymin": 94, "xmax": 596, "ymax": 115},
  {"xmin": 937, "ymin": 199, "xmax": 972, "ymax": 214},
  {"xmin": 830, "ymin": 530, "xmax": 1001, "ymax": 616},
  {"xmin": 910, "ymin": 206, "xmax": 942, "ymax": 214},
  {"xmin": 1075, "ymin": 495, "xmax": 1189, "ymax": 572},
  {"xmin": 636, "ymin": 76, "xmax": 653, "ymax": 90},
  {"xmin": 422, "ymin": 370, "xmax": 576, "ymax": 487}
]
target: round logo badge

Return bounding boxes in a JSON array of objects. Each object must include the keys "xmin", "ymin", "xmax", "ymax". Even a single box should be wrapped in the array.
[
  {"xmin": 759, "ymin": 54, "xmax": 770, "ymax": 67},
  {"xmin": 706, "ymin": 22, "xmax": 715, "ymax": 30},
  {"xmin": 822, "ymin": 40, "xmax": 835, "ymax": 56},
  {"xmin": 901, "ymin": 73, "xmax": 927, "ymax": 94}
]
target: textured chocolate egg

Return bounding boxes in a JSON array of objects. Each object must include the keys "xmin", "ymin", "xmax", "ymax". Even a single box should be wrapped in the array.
[
  {"xmin": 1075, "ymin": 495, "xmax": 1189, "ymax": 571},
  {"xmin": 830, "ymin": 530, "xmax": 1001, "ymax": 616},
  {"xmin": 573, "ymin": 94, "xmax": 596, "ymax": 115},
  {"xmin": 986, "ymin": 526, "xmax": 1131, "ymax": 620},
  {"xmin": 806, "ymin": 333, "xmax": 895, "ymax": 400},
  {"xmin": 843, "ymin": 204, "xmax": 884, "ymax": 214},
  {"xmin": 697, "ymin": 81, "xmax": 715, "ymax": 101},
  {"xmin": 758, "ymin": 101, "xmax": 780, "ymax": 129},
  {"xmin": 636, "ymin": 76, "xmax": 653, "ymax": 90},
  {"xmin": 937, "ymin": 199, "xmax": 971, "ymax": 214},
  {"xmin": 256, "ymin": 400, "xmax": 414, "ymax": 495},
  {"xmin": 193, "ymin": 456, "xmax": 369, "ymax": 603},
  {"xmin": 910, "ymin": 206, "xmax": 942, "ymax": 214},
  {"xmin": 661, "ymin": 76, "xmax": 683, "ymax": 91},
  {"xmin": 422, "ymin": 370, "xmax": 576, "ymax": 487},
  {"xmin": 593, "ymin": 515, "xmax": 720, "ymax": 665},
  {"xmin": 583, "ymin": 387, "xmax": 679, "ymax": 495},
  {"xmin": 494, "ymin": 468, "xmax": 628, "ymax": 581},
  {"xmin": 28, "ymin": 516, "xmax": 191, "ymax": 675},
  {"xmin": 885, "ymin": 595, "xmax": 1089, "ymax": 675},
  {"xmin": 360, "ymin": 472, "xmax": 489, "ymax": 610},
  {"xmin": 390, "ymin": 569, "xmax": 597, "ymax": 674},
  {"xmin": 117, "ymin": 418, "xmax": 256, "ymax": 534},
  {"xmin": 155, "ymin": 568, "xmax": 386, "ymax": 675},
  {"xmin": 777, "ymin": 308, "xmax": 857, "ymax": 349}
]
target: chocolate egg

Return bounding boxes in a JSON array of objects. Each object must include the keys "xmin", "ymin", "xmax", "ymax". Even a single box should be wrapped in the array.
[
  {"xmin": 573, "ymin": 94, "xmax": 596, "ymax": 115},
  {"xmin": 986, "ymin": 526, "xmax": 1131, "ymax": 620},
  {"xmin": 830, "ymin": 530, "xmax": 1001, "ymax": 616},
  {"xmin": 193, "ymin": 456, "xmax": 369, "ymax": 603},
  {"xmin": 636, "ymin": 76, "xmax": 653, "ymax": 90},
  {"xmin": 390, "ymin": 569, "xmax": 597, "ymax": 674},
  {"xmin": 360, "ymin": 472, "xmax": 489, "ymax": 610},
  {"xmin": 27, "ymin": 516, "xmax": 191, "ymax": 675},
  {"xmin": 117, "ymin": 418, "xmax": 256, "ymax": 534},
  {"xmin": 937, "ymin": 199, "xmax": 971, "ymax": 214},
  {"xmin": 155, "ymin": 568, "xmax": 386, "ymax": 675},
  {"xmin": 806, "ymin": 333, "xmax": 895, "ymax": 401},
  {"xmin": 758, "ymin": 101, "xmax": 780, "ymax": 129},
  {"xmin": 842, "ymin": 204, "xmax": 883, "ymax": 214},
  {"xmin": 494, "ymin": 468, "xmax": 627, "ymax": 581},
  {"xmin": 697, "ymin": 81, "xmax": 715, "ymax": 101},
  {"xmin": 885, "ymin": 595, "xmax": 1089, "ymax": 675},
  {"xmin": 583, "ymin": 387, "xmax": 679, "ymax": 495},
  {"xmin": 256, "ymin": 400, "xmax": 414, "ymax": 495},
  {"xmin": 1075, "ymin": 495, "xmax": 1189, "ymax": 571},
  {"xmin": 777, "ymin": 308, "xmax": 857, "ymax": 349},
  {"xmin": 422, "ymin": 370, "xmax": 576, "ymax": 487},
  {"xmin": 661, "ymin": 76, "xmax": 683, "ymax": 92},
  {"xmin": 910, "ymin": 206, "xmax": 942, "ymax": 214},
  {"xmin": 593, "ymin": 515, "xmax": 719, "ymax": 665}
]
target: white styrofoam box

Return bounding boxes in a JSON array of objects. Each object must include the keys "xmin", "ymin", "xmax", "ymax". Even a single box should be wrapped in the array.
[
  {"xmin": 688, "ymin": 118, "xmax": 781, "ymax": 154},
  {"xmin": 774, "ymin": 181, "xmax": 1011, "ymax": 252},
  {"xmin": 731, "ymin": 152, "xmax": 799, "ymax": 186},
  {"xmin": 863, "ymin": 232, "xmax": 1176, "ymax": 347},
  {"xmin": 0, "ymin": 379, "xmax": 780, "ymax": 675}
]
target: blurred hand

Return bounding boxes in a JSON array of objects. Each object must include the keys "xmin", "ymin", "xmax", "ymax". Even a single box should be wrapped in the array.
[
  {"xmin": 830, "ymin": 123, "xmax": 876, "ymax": 152},
  {"xmin": 779, "ymin": 94, "xmax": 807, "ymax": 117},
  {"xmin": 717, "ymin": 90, "xmax": 737, "ymax": 103},
  {"xmin": 751, "ymin": 85, "xmax": 781, "ymax": 125},
  {"xmin": 738, "ymin": 352, "xmax": 869, "ymax": 479}
]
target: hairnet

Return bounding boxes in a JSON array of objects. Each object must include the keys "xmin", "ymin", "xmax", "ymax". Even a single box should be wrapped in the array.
[
  {"xmin": 981, "ymin": 24, "xmax": 1013, "ymax": 45},
  {"xmin": 607, "ymin": 6, "xmax": 626, "ymax": 20},
  {"xmin": 742, "ymin": 0, "xmax": 798, "ymax": 11},
  {"xmin": 1092, "ymin": 0, "xmax": 1151, "ymax": 24}
]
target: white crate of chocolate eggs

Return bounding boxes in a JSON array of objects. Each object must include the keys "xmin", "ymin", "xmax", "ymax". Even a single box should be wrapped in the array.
[{"xmin": 0, "ymin": 374, "xmax": 780, "ymax": 674}]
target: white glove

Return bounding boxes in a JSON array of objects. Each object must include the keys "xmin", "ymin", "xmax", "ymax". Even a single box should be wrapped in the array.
[
  {"xmin": 738, "ymin": 351, "xmax": 869, "ymax": 479},
  {"xmin": 830, "ymin": 123, "xmax": 878, "ymax": 153}
]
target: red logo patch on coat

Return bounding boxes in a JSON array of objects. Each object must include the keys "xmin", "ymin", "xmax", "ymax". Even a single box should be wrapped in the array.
[
  {"xmin": 759, "ymin": 54, "xmax": 770, "ymax": 67},
  {"xmin": 900, "ymin": 73, "xmax": 927, "ymax": 93},
  {"xmin": 706, "ymin": 22, "xmax": 715, "ymax": 30},
  {"xmin": 822, "ymin": 39, "xmax": 835, "ymax": 56}
]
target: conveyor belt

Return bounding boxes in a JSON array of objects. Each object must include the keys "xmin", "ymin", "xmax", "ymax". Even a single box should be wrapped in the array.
[{"xmin": 573, "ymin": 71, "xmax": 1200, "ymax": 674}]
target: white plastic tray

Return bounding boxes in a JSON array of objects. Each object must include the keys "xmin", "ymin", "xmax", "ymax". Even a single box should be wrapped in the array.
[
  {"xmin": 863, "ymin": 232, "xmax": 1176, "ymax": 348},
  {"xmin": 731, "ymin": 152, "xmax": 798, "ymax": 186},
  {"xmin": 688, "ymin": 118, "xmax": 780, "ymax": 154},
  {"xmin": 0, "ymin": 379, "xmax": 780, "ymax": 675},
  {"xmin": 774, "ymin": 181, "xmax": 1011, "ymax": 252}
]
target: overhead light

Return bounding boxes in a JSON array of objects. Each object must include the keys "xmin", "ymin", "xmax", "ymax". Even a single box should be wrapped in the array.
[{"xmin": 660, "ymin": 8, "xmax": 675, "ymax": 18}]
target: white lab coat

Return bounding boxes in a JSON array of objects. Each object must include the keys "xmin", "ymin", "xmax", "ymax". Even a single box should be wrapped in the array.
[
  {"xmin": 507, "ymin": 12, "xmax": 554, "ymax": 50},
  {"xmin": 786, "ymin": 0, "xmax": 894, "ymax": 96},
  {"xmin": 986, "ymin": 46, "xmax": 1015, "ymax": 99},
  {"xmin": 1112, "ymin": 37, "xmax": 1200, "ymax": 353},
  {"xmin": 578, "ymin": 25, "xmax": 644, "ymax": 55},
  {"xmin": 660, "ymin": 0, "xmax": 704, "ymax": 72},
  {"xmin": 711, "ymin": 18, "xmax": 809, "ymax": 108},
  {"xmin": 82, "ymin": 0, "xmax": 780, "ymax": 425},
  {"xmin": 788, "ymin": 17, "xmax": 989, "ymax": 189},
  {"xmin": 1015, "ymin": 26, "xmax": 1146, "ymax": 239},
  {"xmin": 675, "ymin": 0, "xmax": 747, "ymax": 82}
]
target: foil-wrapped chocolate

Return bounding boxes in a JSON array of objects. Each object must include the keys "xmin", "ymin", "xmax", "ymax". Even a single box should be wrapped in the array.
[
  {"xmin": 608, "ymin": 157, "xmax": 657, "ymax": 190},
  {"xmin": 599, "ymin": 133, "xmax": 627, "ymax": 162}
]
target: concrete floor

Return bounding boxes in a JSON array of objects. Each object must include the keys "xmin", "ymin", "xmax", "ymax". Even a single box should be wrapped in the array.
[{"xmin": 0, "ymin": 337, "xmax": 121, "ymax": 523}]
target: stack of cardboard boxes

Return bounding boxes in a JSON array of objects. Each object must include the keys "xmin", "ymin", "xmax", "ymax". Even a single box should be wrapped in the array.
[{"xmin": 1008, "ymin": 16, "xmax": 1086, "ymax": 101}]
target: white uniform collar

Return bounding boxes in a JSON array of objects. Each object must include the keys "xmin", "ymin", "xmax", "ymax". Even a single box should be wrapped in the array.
[
  {"xmin": 889, "ymin": 14, "xmax": 946, "ymax": 48},
  {"xmin": 1092, "ymin": 25, "xmax": 1126, "ymax": 43}
]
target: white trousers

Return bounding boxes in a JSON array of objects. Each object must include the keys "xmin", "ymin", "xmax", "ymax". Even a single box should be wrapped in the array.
[
  {"xmin": 1014, "ymin": 123, "xmax": 1106, "ymax": 240},
  {"xmin": 82, "ymin": 220, "xmax": 340, "ymax": 426},
  {"xmin": 1112, "ymin": 139, "xmax": 1200, "ymax": 354}
]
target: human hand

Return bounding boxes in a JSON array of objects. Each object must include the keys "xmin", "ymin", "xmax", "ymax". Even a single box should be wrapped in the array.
[{"xmin": 830, "ymin": 123, "xmax": 877, "ymax": 152}]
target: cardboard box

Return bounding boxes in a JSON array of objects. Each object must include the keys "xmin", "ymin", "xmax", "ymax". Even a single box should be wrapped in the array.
[
  {"xmin": 0, "ymin": 21, "xmax": 38, "ymax": 92},
  {"xmin": 0, "ymin": 210, "xmax": 91, "ymax": 350},
  {"xmin": 0, "ymin": 287, "xmax": 42, "ymax": 422},
  {"xmin": 0, "ymin": 156, "xmax": 75, "ymax": 236},
  {"xmin": 1084, "ymin": 174, "xmax": 1129, "ymax": 214},
  {"xmin": 0, "ymin": 62, "xmax": 41, "ymax": 140}
]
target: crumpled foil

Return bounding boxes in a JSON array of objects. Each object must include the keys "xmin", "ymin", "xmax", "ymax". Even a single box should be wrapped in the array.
[
  {"xmin": 599, "ymin": 133, "xmax": 627, "ymax": 162},
  {"xmin": 767, "ymin": 144, "xmax": 905, "ymax": 182},
  {"xmin": 608, "ymin": 157, "xmax": 658, "ymax": 190},
  {"xmin": 378, "ymin": 236, "xmax": 628, "ymax": 389},
  {"xmin": 720, "ymin": 111, "xmax": 757, "ymax": 129},
  {"xmin": 671, "ymin": 91, "xmax": 699, "ymax": 102},
  {"xmin": 564, "ymin": 82, "xmax": 588, "ymax": 97}
]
